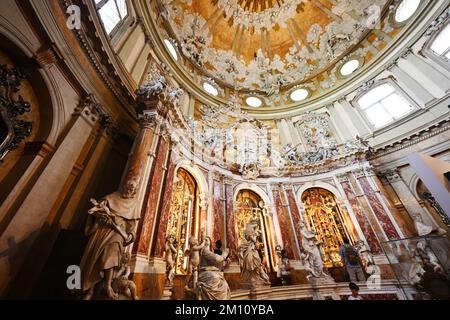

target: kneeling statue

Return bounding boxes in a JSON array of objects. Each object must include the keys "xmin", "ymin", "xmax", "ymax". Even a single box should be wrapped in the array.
[
  {"xmin": 79, "ymin": 179, "xmax": 140, "ymax": 300},
  {"xmin": 196, "ymin": 236, "xmax": 231, "ymax": 300}
]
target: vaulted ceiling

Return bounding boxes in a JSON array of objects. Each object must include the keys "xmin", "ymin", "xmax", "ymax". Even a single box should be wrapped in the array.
[{"xmin": 158, "ymin": 0, "xmax": 392, "ymax": 94}]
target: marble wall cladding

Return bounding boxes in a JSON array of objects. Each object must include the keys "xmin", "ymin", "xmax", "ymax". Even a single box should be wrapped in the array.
[
  {"xmin": 154, "ymin": 155, "xmax": 176, "ymax": 258},
  {"xmin": 340, "ymin": 294, "xmax": 399, "ymax": 300},
  {"xmin": 212, "ymin": 179, "xmax": 224, "ymax": 244},
  {"xmin": 286, "ymin": 188, "xmax": 303, "ymax": 247},
  {"xmin": 358, "ymin": 177, "xmax": 400, "ymax": 240},
  {"xmin": 225, "ymin": 183, "xmax": 237, "ymax": 261},
  {"xmin": 272, "ymin": 189, "xmax": 296, "ymax": 259},
  {"xmin": 135, "ymin": 138, "xmax": 169, "ymax": 256},
  {"xmin": 132, "ymin": 273, "xmax": 165, "ymax": 300},
  {"xmin": 340, "ymin": 181, "xmax": 382, "ymax": 254}
]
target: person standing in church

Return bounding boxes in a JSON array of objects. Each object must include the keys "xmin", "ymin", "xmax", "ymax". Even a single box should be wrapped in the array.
[
  {"xmin": 348, "ymin": 282, "xmax": 363, "ymax": 300},
  {"xmin": 214, "ymin": 240, "xmax": 223, "ymax": 255},
  {"xmin": 339, "ymin": 238, "xmax": 366, "ymax": 283}
]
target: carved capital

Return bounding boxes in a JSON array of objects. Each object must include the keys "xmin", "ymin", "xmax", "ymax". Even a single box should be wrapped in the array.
[
  {"xmin": 382, "ymin": 168, "xmax": 402, "ymax": 183},
  {"xmin": 137, "ymin": 109, "xmax": 161, "ymax": 129},
  {"xmin": 336, "ymin": 173, "xmax": 349, "ymax": 183},
  {"xmin": 352, "ymin": 169, "xmax": 366, "ymax": 179}
]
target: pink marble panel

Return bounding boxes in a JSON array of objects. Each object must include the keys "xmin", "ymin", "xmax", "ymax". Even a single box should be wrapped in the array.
[
  {"xmin": 341, "ymin": 181, "xmax": 382, "ymax": 254},
  {"xmin": 358, "ymin": 177, "xmax": 400, "ymax": 240},
  {"xmin": 272, "ymin": 190, "xmax": 296, "ymax": 259},
  {"xmin": 154, "ymin": 156, "xmax": 176, "ymax": 257},
  {"xmin": 286, "ymin": 188, "xmax": 303, "ymax": 246},
  {"xmin": 225, "ymin": 184, "xmax": 237, "ymax": 260},
  {"xmin": 135, "ymin": 138, "xmax": 168, "ymax": 256},
  {"xmin": 212, "ymin": 179, "xmax": 224, "ymax": 244}
]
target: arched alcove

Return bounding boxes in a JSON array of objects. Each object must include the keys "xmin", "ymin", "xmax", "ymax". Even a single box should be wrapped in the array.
[
  {"xmin": 300, "ymin": 187, "xmax": 355, "ymax": 268},
  {"xmin": 164, "ymin": 167, "xmax": 201, "ymax": 275},
  {"xmin": 234, "ymin": 187, "xmax": 277, "ymax": 272},
  {"xmin": 0, "ymin": 34, "xmax": 54, "ymax": 210}
]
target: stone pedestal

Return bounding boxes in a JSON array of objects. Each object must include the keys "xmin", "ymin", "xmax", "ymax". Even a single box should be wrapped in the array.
[
  {"xmin": 161, "ymin": 285, "xmax": 173, "ymax": 300},
  {"xmin": 248, "ymin": 286, "xmax": 272, "ymax": 300}
]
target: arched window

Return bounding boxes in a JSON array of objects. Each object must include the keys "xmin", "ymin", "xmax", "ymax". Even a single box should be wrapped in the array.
[
  {"xmin": 429, "ymin": 23, "xmax": 450, "ymax": 62},
  {"xmin": 356, "ymin": 83, "xmax": 416, "ymax": 129},
  {"xmin": 94, "ymin": 0, "xmax": 128, "ymax": 35}
]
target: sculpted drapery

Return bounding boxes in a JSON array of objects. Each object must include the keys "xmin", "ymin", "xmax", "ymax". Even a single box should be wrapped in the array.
[
  {"xmin": 238, "ymin": 221, "xmax": 271, "ymax": 287},
  {"xmin": 197, "ymin": 237, "xmax": 231, "ymax": 300},
  {"xmin": 79, "ymin": 180, "xmax": 140, "ymax": 300}
]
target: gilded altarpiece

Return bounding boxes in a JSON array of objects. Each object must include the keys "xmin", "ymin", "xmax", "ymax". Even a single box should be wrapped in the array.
[
  {"xmin": 301, "ymin": 188, "xmax": 352, "ymax": 268},
  {"xmin": 165, "ymin": 168, "xmax": 200, "ymax": 275},
  {"xmin": 235, "ymin": 190, "xmax": 275, "ymax": 271}
]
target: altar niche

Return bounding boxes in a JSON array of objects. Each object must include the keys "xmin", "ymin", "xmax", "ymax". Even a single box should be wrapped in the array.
[
  {"xmin": 235, "ymin": 190, "xmax": 275, "ymax": 272},
  {"xmin": 165, "ymin": 168, "xmax": 201, "ymax": 275},
  {"xmin": 301, "ymin": 188, "xmax": 354, "ymax": 268}
]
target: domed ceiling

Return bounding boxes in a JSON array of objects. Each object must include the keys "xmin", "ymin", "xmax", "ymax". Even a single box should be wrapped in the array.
[{"xmin": 158, "ymin": 0, "xmax": 391, "ymax": 95}]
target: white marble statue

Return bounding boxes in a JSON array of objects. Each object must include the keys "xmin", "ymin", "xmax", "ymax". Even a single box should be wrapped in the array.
[
  {"xmin": 184, "ymin": 229, "xmax": 206, "ymax": 292},
  {"xmin": 355, "ymin": 240, "xmax": 375, "ymax": 272},
  {"xmin": 237, "ymin": 221, "xmax": 271, "ymax": 288},
  {"xmin": 416, "ymin": 240, "xmax": 444, "ymax": 273},
  {"xmin": 79, "ymin": 179, "xmax": 140, "ymax": 300},
  {"xmin": 164, "ymin": 233, "xmax": 178, "ymax": 286},
  {"xmin": 275, "ymin": 244, "xmax": 283, "ymax": 279},
  {"xmin": 196, "ymin": 237, "xmax": 231, "ymax": 300},
  {"xmin": 298, "ymin": 221, "xmax": 330, "ymax": 280},
  {"xmin": 412, "ymin": 212, "xmax": 446, "ymax": 237}
]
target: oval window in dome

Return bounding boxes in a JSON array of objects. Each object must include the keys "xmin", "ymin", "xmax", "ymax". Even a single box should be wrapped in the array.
[
  {"xmin": 340, "ymin": 59, "xmax": 360, "ymax": 76},
  {"xmin": 395, "ymin": 0, "xmax": 421, "ymax": 23},
  {"xmin": 290, "ymin": 88, "xmax": 310, "ymax": 102},
  {"xmin": 164, "ymin": 39, "xmax": 178, "ymax": 61},
  {"xmin": 203, "ymin": 82, "xmax": 219, "ymax": 96},
  {"xmin": 246, "ymin": 96, "xmax": 263, "ymax": 108}
]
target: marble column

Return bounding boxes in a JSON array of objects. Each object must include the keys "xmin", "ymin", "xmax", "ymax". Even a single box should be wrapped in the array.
[
  {"xmin": 133, "ymin": 113, "xmax": 169, "ymax": 257},
  {"xmin": 212, "ymin": 176, "xmax": 225, "ymax": 244},
  {"xmin": 337, "ymin": 174, "xmax": 382, "ymax": 254},
  {"xmin": 284, "ymin": 185, "xmax": 303, "ymax": 255},
  {"xmin": 272, "ymin": 185, "xmax": 299, "ymax": 260},
  {"xmin": 224, "ymin": 181, "xmax": 237, "ymax": 261},
  {"xmin": 353, "ymin": 169, "xmax": 402, "ymax": 240}
]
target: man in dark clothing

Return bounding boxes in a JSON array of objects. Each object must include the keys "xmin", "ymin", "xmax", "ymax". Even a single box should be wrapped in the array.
[
  {"xmin": 339, "ymin": 238, "xmax": 366, "ymax": 283},
  {"xmin": 214, "ymin": 240, "xmax": 223, "ymax": 255}
]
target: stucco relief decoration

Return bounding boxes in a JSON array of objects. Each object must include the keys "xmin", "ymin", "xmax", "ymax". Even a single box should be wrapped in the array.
[
  {"xmin": 137, "ymin": 62, "xmax": 184, "ymax": 105},
  {"xmin": 280, "ymin": 112, "xmax": 369, "ymax": 168},
  {"xmin": 0, "ymin": 65, "xmax": 32, "ymax": 161},
  {"xmin": 216, "ymin": 0, "xmax": 306, "ymax": 32},
  {"xmin": 161, "ymin": 0, "xmax": 387, "ymax": 91}
]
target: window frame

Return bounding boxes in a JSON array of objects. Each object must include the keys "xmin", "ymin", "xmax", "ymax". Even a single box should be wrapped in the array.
[
  {"xmin": 351, "ymin": 78, "xmax": 421, "ymax": 132},
  {"xmin": 424, "ymin": 20, "xmax": 450, "ymax": 71},
  {"xmin": 388, "ymin": 0, "xmax": 423, "ymax": 28},
  {"xmin": 95, "ymin": 0, "xmax": 130, "ymax": 39}
]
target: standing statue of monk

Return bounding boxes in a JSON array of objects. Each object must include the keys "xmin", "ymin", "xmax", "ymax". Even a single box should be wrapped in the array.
[{"xmin": 79, "ymin": 179, "xmax": 140, "ymax": 300}]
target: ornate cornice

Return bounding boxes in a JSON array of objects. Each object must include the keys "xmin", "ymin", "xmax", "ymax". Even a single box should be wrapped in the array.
[{"xmin": 369, "ymin": 118, "xmax": 450, "ymax": 159}]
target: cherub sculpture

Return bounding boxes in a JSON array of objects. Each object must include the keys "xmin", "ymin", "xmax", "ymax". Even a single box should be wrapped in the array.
[
  {"xmin": 164, "ymin": 234, "xmax": 178, "ymax": 286},
  {"xmin": 111, "ymin": 252, "xmax": 139, "ymax": 300},
  {"xmin": 185, "ymin": 229, "xmax": 206, "ymax": 291}
]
